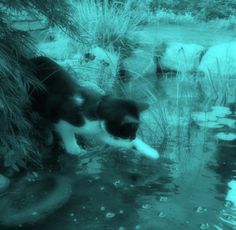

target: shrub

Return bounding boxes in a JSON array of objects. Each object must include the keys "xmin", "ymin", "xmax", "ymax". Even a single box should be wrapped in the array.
[
  {"xmin": 73, "ymin": 0, "xmax": 144, "ymax": 55},
  {"xmin": 0, "ymin": 17, "xmax": 39, "ymax": 171},
  {"xmin": 0, "ymin": 0, "xmax": 81, "ymax": 172}
]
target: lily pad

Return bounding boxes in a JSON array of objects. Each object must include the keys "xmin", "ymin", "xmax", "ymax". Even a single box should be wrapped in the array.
[
  {"xmin": 191, "ymin": 112, "xmax": 217, "ymax": 122},
  {"xmin": 216, "ymin": 132, "xmax": 236, "ymax": 141},
  {"xmin": 197, "ymin": 121, "xmax": 224, "ymax": 129},
  {"xmin": 211, "ymin": 106, "xmax": 232, "ymax": 117},
  {"xmin": 192, "ymin": 106, "xmax": 234, "ymax": 129},
  {"xmin": 217, "ymin": 118, "xmax": 236, "ymax": 128}
]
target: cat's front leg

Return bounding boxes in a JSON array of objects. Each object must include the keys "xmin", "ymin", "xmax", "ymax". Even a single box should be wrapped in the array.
[
  {"xmin": 55, "ymin": 120, "xmax": 83, "ymax": 155},
  {"xmin": 63, "ymin": 137, "xmax": 83, "ymax": 155},
  {"xmin": 132, "ymin": 138, "xmax": 160, "ymax": 159}
]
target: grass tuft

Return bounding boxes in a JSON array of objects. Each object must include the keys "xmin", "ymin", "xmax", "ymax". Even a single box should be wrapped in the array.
[
  {"xmin": 0, "ymin": 17, "xmax": 41, "ymax": 171},
  {"xmin": 73, "ymin": 0, "xmax": 144, "ymax": 55}
]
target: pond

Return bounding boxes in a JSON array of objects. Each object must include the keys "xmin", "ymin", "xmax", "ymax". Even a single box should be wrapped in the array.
[{"xmin": 0, "ymin": 75, "xmax": 235, "ymax": 230}]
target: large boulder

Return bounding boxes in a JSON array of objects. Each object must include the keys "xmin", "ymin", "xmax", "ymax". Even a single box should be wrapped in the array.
[
  {"xmin": 154, "ymin": 42, "xmax": 206, "ymax": 74},
  {"xmin": 38, "ymin": 45, "xmax": 119, "ymax": 94},
  {"xmin": 70, "ymin": 46, "xmax": 119, "ymax": 93},
  {"xmin": 198, "ymin": 42, "xmax": 236, "ymax": 76},
  {"xmin": 37, "ymin": 34, "xmax": 78, "ymax": 60},
  {"xmin": 197, "ymin": 42, "xmax": 236, "ymax": 104},
  {"xmin": 123, "ymin": 48, "xmax": 156, "ymax": 79}
]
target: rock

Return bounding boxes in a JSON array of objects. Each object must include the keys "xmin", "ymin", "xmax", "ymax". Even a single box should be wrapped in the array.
[
  {"xmin": 75, "ymin": 47, "xmax": 119, "ymax": 92},
  {"xmin": 37, "ymin": 33, "xmax": 78, "ymax": 60},
  {"xmin": 198, "ymin": 42, "xmax": 236, "ymax": 76},
  {"xmin": 37, "ymin": 39, "xmax": 119, "ymax": 92},
  {"xmin": 123, "ymin": 48, "xmax": 156, "ymax": 79},
  {"xmin": 155, "ymin": 42, "xmax": 205, "ymax": 73},
  {"xmin": 130, "ymin": 30, "xmax": 157, "ymax": 49}
]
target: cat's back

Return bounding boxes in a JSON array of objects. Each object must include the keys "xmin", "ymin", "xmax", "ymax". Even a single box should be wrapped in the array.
[{"xmin": 30, "ymin": 56, "xmax": 79, "ymax": 95}]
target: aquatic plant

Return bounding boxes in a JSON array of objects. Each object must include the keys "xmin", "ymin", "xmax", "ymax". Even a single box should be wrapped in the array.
[
  {"xmin": 191, "ymin": 106, "xmax": 234, "ymax": 128},
  {"xmin": 192, "ymin": 106, "xmax": 236, "ymax": 142}
]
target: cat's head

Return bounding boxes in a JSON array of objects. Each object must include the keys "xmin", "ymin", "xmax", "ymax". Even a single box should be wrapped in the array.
[{"xmin": 98, "ymin": 97, "xmax": 149, "ymax": 140}]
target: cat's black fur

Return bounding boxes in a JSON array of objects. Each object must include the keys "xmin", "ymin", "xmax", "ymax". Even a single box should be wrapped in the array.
[{"xmin": 29, "ymin": 56, "xmax": 148, "ymax": 149}]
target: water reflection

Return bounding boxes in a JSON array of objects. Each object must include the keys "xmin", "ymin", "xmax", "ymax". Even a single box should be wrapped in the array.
[
  {"xmin": 1, "ymin": 130, "xmax": 235, "ymax": 229},
  {"xmin": 214, "ymin": 141, "xmax": 236, "ymax": 229}
]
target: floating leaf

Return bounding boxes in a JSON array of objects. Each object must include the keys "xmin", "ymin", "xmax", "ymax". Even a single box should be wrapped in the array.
[
  {"xmin": 191, "ymin": 112, "xmax": 217, "ymax": 122},
  {"xmin": 218, "ymin": 118, "xmax": 236, "ymax": 128},
  {"xmin": 216, "ymin": 132, "xmax": 236, "ymax": 141},
  {"xmin": 211, "ymin": 106, "xmax": 232, "ymax": 117},
  {"xmin": 197, "ymin": 121, "xmax": 224, "ymax": 129}
]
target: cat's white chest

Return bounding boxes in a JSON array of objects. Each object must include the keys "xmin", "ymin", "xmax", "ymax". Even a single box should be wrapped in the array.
[
  {"xmin": 54, "ymin": 119, "xmax": 104, "ymax": 155},
  {"xmin": 76, "ymin": 119, "xmax": 102, "ymax": 135},
  {"xmin": 55, "ymin": 119, "xmax": 103, "ymax": 137}
]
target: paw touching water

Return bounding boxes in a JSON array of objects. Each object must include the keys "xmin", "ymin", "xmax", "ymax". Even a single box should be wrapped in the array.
[
  {"xmin": 65, "ymin": 144, "xmax": 87, "ymax": 156},
  {"xmin": 132, "ymin": 138, "xmax": 160, "ymax": 160}
]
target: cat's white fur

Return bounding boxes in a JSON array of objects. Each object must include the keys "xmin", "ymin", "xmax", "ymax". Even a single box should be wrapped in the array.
[
  {"xmin": 73, "ymin": 95, "xmax": 84, "ymax": 105},
  {"xmin": 55, "ymin": 119, "xmax": 101, "ymax": 155},
  {"xmin": 55, "ymin": 119, "xmax": 160, "ymax": 159}
]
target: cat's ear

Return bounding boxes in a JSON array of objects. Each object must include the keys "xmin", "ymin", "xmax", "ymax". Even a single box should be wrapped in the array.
[{"xmin": 136, "ymin": 102, "xmax": 149, "ymax": 112}]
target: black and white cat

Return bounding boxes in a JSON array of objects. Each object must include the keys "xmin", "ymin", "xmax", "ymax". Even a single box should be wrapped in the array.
[{"xmin": 29, "ymin": 56, "xmax": 159, "ymax": 159}]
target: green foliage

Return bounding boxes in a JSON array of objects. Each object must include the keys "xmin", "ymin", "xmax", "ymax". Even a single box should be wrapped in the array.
[
  {"xmin": 0, "ymin": 0, "xmax": 83, "ymax": 171},
  {"xmin": 149, "ymin": 0, "xmax": 236, "ymax": 21},
  {"xmin": 0, "ymin": 15, "xmax": 39, "ymax": 171},
  {"xmin": 73, "ymin": 0, "xmax": 143, "ymax": 55}
]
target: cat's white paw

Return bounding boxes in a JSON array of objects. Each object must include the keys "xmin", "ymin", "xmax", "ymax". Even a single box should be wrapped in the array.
[
  {"xmin": 65, "ymin": 145, "xmax": 85, "ymax": 156},
  {"xmin": 132, "ymin": 138, "xmax": 160, "ymax": 160}
]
